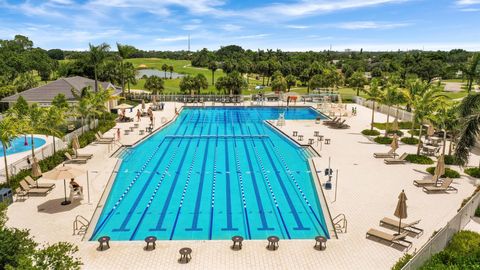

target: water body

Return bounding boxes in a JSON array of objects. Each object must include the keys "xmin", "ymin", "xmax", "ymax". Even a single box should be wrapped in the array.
[{"xmin": 136, "ymin": 69, "xmax": 185, "ymax": 79}]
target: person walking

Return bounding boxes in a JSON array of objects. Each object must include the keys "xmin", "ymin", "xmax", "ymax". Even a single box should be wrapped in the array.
[{"xmin": 136, "ymin": 109, "xmax": 141, "ymax": 122}]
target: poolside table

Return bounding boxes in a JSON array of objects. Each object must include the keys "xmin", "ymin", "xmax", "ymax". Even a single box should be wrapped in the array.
[
  {"xmin": 314, "ymin": 131, "xmax": 319, "ymax": 137},
  {"xmin": 325, "ymin": 138, "xmax": 331, "ymax": 144},
  {"xmin": 267, "ymin": 236, "xmax": 279, "ymax": 251},
  {"xmin": 179, "ymin": 247, "xmax": 192, "ymax": 263},
  {"xmin": 308, "ymin": 138, "xmax": 315, "ymax": 145},
  {"xmin": 314, "ymin": 236, "xmax": 327, "ymax": 251},
  {"xmin": 298, "ymin": 135, "xmax": 304, "ymax": 141},
  {"xmin": 144, "ymin": 236, "xmax": 157, "ymax": 250},
  {"xmin": 98, "ymin": 236, "xmax": 110, "ymax": 251},
  {"xmin": 231, "ymin": 236, "xmax": 244, "ymax": 250},
  {"xmin": 293, "ymin": 131, "xmax": 298, "ymax": 137}
]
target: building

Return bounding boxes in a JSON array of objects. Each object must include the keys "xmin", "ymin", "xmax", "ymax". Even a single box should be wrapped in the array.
[{"xmin": 0, "ymin": 76, "xmax": 121, "ymax": 110}]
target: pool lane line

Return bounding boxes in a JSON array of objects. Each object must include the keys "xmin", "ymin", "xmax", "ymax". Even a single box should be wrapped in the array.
[
  {"xmin": 168, "ymin": 113, "xmax": 212, "ymax": 240},
  {"xmin": 208, "ymin": 126, "xmax": 219, "ymax": 240},
  {"xmin": 127, "ymin": 111, "xmax": 204, "ymax": 239},
  {"xmin": 115, "ymin": 111, "xmax": 201, "ymax": 234},
  {"xmin": 221, "ymin": 111, "xmax": 238, "ymax": 232},
  {"xmin": 92, "ymin": 112, "xmax": 194, "ymax": 237}
]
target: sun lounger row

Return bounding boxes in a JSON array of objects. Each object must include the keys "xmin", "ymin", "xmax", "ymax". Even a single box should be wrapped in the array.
[
  {"xmin": 413, "ymin": 177, "xmax": 458, "ymax": 193},
  {"xmin": 384, "ymin": 153, "xmax": 408, "ymax": 164},
  {"xmin": 18, "ymin": 177, "xmax": 54, "ymax": 197},
  {"xmin": 366, "ymin": 229, "xmax": 412, "ymax": 251},
  {"xmin": 373, "ymin": 149, "xmax": 396, "ymax": 158},
  {"xmin": 367, "ymin": 217, "xmax": 424, "ymax": 250}
]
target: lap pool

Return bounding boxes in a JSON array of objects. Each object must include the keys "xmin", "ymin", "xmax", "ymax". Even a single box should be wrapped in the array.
[{"xmin": 91, "ymin": 107, "xmax": 330, "ymax": 241}]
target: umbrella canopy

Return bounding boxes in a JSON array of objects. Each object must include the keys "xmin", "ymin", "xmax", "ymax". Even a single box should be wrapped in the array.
[
  {"xmin": 390, "ymin": 134, "xmax": 399, "ymax": 154},
  {"xmin": 434, "ymin": 154, "xmax": 446, "ymax": 183},
  {"xmin": 72, "ymin": 135, "xmax": 81, "ymax": 151},
  {"xmin": 141, "ymin": 99, "xmax": 146, "ymax": 110},
  {"xmin": 43, "ymin": 165, "xmax": 85, "ymax": 205},
  {"xmin": 394, "ymin": 190, "xmax": 408, "ymax": 234},
  {"xmin": 427, "ymin": 125, "xmax": 435, "ymax": 137},
  {"xmin": 391, "ymin": 118, "xmax": 399, "ymax": 131},
  {"xmin": 31, "ymin": 157, "xmax": 42, "ymax": 178},
  {"xmin": 114, "ymin": 103, "xmax": 134, "ymax": 110}
]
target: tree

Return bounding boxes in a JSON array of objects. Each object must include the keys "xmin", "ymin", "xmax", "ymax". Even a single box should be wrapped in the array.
[
  {"xmin": 179, "ymin": 75, "xmax": 196, "ymax": 95},
  {"xmin": 193, "ymin": 74, "xmax": 208, "ymax": 95},
  {"xmin": 208, "ymin": 61, "xmax": 218, "ymax": 85},
  {"xmin": 43, "ymin": 106, "xmax": 65, "ymax": 153},
  {"xmin": 168, "ymin": 65, "xmax": 174, "ymax": 79},
  {"xmin": 215, "ymin": 71, "xmax": 247, "ymax": 95},
  {"xmin": 348, "ymin": 71, "xmax": 368, "ymax": 96},
  {"xmin": 144, "ymin": 76, "xmax": 164, "ymax": 95},
  {"xmin": 47, "ymin": 49, "xmax": 65, "ymax": 60},
  {"xmin": 285, "ymin": 74, "xmax": 296, "ymax": 92},
  {"xmin": 52, "ymin": 93, "xmax": 69, "ymax": 109},
  {"xmin": 364, "ymin": 78, "xmax": 384, "ymax": 130},
  {"xmin": 0, "ymin": 117, "xmax": 22, "ymax": 184},
  {"xmin": 271, "ymin": 74, "xmax": 287, "ymax": 93},
  {"xmin": 381, "ymin": 84, "xmax": 403, "ymax": 135},
  {"xmin": 13, "ymin": 72, "xmax": 38, "ymax": 92},
  {"xmin": 116, "ymin": 43, "xmax": 136, "ymax": 95},
  {"xmin": 463, "ymin": 53, "xmax": 480, "ymax": 93},
  {"xmin": 161, "ymin": 64, "xmax": 168, "ymax": 79},
  {"xmin": 455, "ymin": 94, "xmax": 480, "ymax": 165},
  {"xmin": 88, "ymin": 43, "xmax": 110, "ymax": 92}
]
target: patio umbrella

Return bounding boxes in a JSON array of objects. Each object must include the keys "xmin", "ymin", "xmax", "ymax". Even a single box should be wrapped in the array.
[
  {"xmin": 391, "ymin": 118, "xmax": 399, "ymax": 131},
  {"xmin": 72, "ymin": 135, "xmax": 81, "ymax": 156},
  {"xmin": 31, "ymin": 157, "xmax": 42, "ymax": 188},
  {"xmin": 390, "ymin": 134, "xmax": 399, "ymax": 155},
  {"xmin": 114, "ymin": 103, "xmax": 133, "ymax": 110},
  {"xmin": 42, "ymin": 165, "xmax": 85, "ymax": 206},
  {"xmin": 427, "ymin": 125, "xmax": 435, "ymax": 137},
  {"xmin": 434, "ymin": 154, "xmax": 446, "ymax": 184},
  {"xmin": 141, "ymin": 99, "xmax": 146, "ymax": 110},
  {"xmin": 394, "ymin": 190, "xmax": 408, "ymax": 235}
]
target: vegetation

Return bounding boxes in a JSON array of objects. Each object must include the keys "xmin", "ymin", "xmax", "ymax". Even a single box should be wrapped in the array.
[
  {"xmin": 144, "ymin": 75, "xmax": 164, "ymax": 94},
  {"xmin": 391, "ymin": 253, "xmax": 413, "ymax": 270},
  {"xmin": 374, "ymin": 121, "xmax": 416, "ymax": 130},
  {"xmin": 401, "ymin": 137, "xmax": 420, "ymax": 145},
  {"xmin": 464, "ymin": 167, "xmax": 480, "ymax": 178},
  {"xmin": 405, "ymin": 154, "xmax": 434, "ymax": 164},
  {"xmin": 455, "ymin": 93, "xmax": 480, "ymax": 166},
  {"xmin": 426, "ymin": 167, "xmax": 461, "ymax": 178},
  {"xmin": 420, "ymin": 231, "xmax": 480, "ymax": 269},
  {"xmin": 361, "ymin": 129, "xmax": 380, "ymax": 136},
  {"xmin": 444, "ymin": 155, "xmax": 460, "ymax": 165},
  {"xmin": 374, "ymin": 136, "xmax": 393, "ymax": 144}
]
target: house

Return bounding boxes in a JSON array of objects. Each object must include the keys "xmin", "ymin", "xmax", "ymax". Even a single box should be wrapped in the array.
[{"xmin": 0, "ymin": 76, "xmax": 121, "ymax": 110}]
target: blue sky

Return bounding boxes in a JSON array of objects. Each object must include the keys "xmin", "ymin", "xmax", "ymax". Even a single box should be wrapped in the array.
[{"xmin": 0, "ymin": 0, "xmax": 480, "ymax": 51}]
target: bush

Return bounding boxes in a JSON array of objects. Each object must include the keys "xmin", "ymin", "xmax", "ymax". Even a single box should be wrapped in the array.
[
  {"xmin": 444, "ymin": 155, "xmax": 460, "ymax": 165},
  {"xmin": 77, "ymin": 120, "xmax": 116, "ymax": 148},
  {"xmin": 421, "ymin": 231, "xmax": 480, "ymax": 269},
  {"xmin": 401, "ymin": 137, "xmax": 419, "ymax": 145},
  {"xmin": 426, "ymin": 167, "xmax": 460, "ymax": 178},
  {"xmin": 386, "ymin": 129, "xmax": 404, "ymax": 136},
  {"xmin": 392, "ymin": 253, "xmax": 413, "ymax": 270},
  {"xmin": 464, "ymin": 167, "xmax": 480, "ymax": 178},
  {"xmin": 406, "ymin": 154, "xmax": 434, "ymax": 164},
  {"xmin": 362, "ymin": 129, "xmax": 380, "ymax": 136},
  {"xmin": 408, "ymin": 129, "xmax": 420, "ymax": 136},
  {"xmin": 373, "ymin": 121, "xmax": 417, "ymax": 130},
  {"xmin": 374, "ymin": 136, "xmax": 393, "ymax": 144},
  {"xmin": 475, "ymin": 207, "xmax": 480, "ymax": 217}
]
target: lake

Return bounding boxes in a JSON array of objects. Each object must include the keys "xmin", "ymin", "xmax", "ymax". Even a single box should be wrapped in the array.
[{"xmin": 136, "ymin": 69, "xmax": 185, "ymax": 79}]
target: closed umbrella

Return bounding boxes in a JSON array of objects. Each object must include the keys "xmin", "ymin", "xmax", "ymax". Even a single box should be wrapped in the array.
[
  {"xmin": 427, "ymin": 125, "xmax": 435, "ymax": 137},
  {"xmin": 31, "ymin": 157, "xmax": 42, "ymax": 188},
  {"xmin": 141, "ymin": 99, "xmax": 146, "ymax": 110},
  {"xmin": 43, "ymin": 165, "xmax": 85, "ymax": 206},
  {"xmin": 390, "ymin": 134, "xmax": 399, "ymax": 155},
  {"xmin": 434, "ymin": 154, "xmax": 445, "ymax": 184},
  {"xmin": 394, "ymin": 190, "xmax": 408, "ymax": 235},
  {"xmin": 72, "ymin": 134, "xmax": 81, "ymax": 151},
  {"xmin": 391, "ymin": 118, "xmax": 399, "ymax": 131}
]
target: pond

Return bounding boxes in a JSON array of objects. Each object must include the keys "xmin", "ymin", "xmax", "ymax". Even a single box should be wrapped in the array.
[{"xmin": 136, "ymin": 69, "xmax": 185, "ymax": 79}]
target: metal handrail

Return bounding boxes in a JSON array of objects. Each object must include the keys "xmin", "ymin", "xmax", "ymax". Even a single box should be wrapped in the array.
[
  {"xmin": 73, "ymin": 215, "xmax": 90, "ymax": 235},
  {"xmin": 332, "ymin": 213, "xmax": 348, "ymax": 233}
]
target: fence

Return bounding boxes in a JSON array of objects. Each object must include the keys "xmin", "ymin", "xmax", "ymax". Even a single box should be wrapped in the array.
[
  {"xmin": 401, "ymin": 191, "xmax": 480, "ymax": 269},
  {"xmin": 354, "ymin": 96, "xmax": 414, "ymax": 122},
  {"xmin": 126, "ymin": 93, "xmax": 245, "ymax": 103},
  {"xmin": 0, "ymin": 120, "xmax": 98, "ymax": 183}
]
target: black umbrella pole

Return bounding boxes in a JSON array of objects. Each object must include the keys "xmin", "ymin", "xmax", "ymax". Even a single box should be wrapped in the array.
[{"xmin": 61, "ymin": 179, "xmax": 71, "ymax": 205}]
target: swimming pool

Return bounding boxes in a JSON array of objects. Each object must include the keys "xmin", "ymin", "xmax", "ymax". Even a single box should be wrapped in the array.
[
  {"xmin": 0, "ymin": 137, "xmax": 47, "ymax": 157},
  {"xmin": 92, "ymin": 107, "xmax": 330, "ymax": 241}
]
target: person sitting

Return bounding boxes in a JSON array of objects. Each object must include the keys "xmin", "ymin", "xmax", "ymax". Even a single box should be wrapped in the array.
[
  {"xmin": 69, "ymin": 178, "xmax": 84, "ymax": 201},
  {"xmin": 70, "ymin": 178, "xmax": 83, "ymax": 193}
]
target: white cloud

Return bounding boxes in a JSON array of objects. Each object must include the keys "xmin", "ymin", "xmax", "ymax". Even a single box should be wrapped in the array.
[
  {"xmin": 336, "ymin": 21, "xmax": 411, "ymax": 30},
  {"xmin": 456, "ymin": 0, "xmax": 480, "ymax": 5},
  {"xmin": 220, "ymin": 24, "xmax": 242, "ymax": 32},
  {"xmin": 286, "ymin": 25, "xmax": 310, "ymax": 29},
  {"xmin": 155, "ymin": 35, "xmax": 190, "ymax": 42}
]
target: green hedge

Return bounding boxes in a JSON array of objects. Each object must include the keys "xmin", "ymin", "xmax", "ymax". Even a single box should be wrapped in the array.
[
  {"xmin": 373, "ymin": 121, "xmax": 417, "ymax": 130},
  {"xmin": 475, "ymin": 207, "xmax": 480, "ymax": 217},
  {"xmin": 406, "ymin": 154, "xmax": 434, "ymax": 164},
  {"xmin": 408, "ymin": 129, "xmax": 420, "ymax": 136},
  {"xmin": 444, "ymin": 155, "xmax": 461, "ymax": 165},
  {"xmin": 401, "ymin": 137, "xmax": 419, "ymax": 145},
  {"xmin": 386, "ymin": 129, "xmax": 404, "ymax": 136},
  {"xmin": 374, "ymin": 136, "xmax": 393, "ymax": 144},
  {"xmin": 362, "ymin": 129, "xmax": 380, "ymax": 136},
  {"xmin": 426, "ymin": 167, "xmax": 461, "ymax": 178},
  {"xmin": 77, "ymin": 120, "xmax": 116, "ymax": 148},
  {"xmin": 391, "ymin": 254, "xmax": 413, "ymax": 270},
  {"xmin": 420, "ymin": 231, "xmax": 480, "ymax": 269},
  {"xmin": 464, "ymin": 167, "xmax": 480, "ymax": 178}
]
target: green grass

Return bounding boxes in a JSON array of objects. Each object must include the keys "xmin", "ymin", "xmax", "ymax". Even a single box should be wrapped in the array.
[{"xmin": 442, "ymin": 91, "xmax": 468, "ymax": 100}]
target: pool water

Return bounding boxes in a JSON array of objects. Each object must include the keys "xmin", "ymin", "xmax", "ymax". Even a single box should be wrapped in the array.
[
  {"xmin": 92, "ymin": 107, "xmax": 329, "ymax": 241},
  {"xmin": 0, "ymin": 137, "xmax": 47, "ymax": 157}
]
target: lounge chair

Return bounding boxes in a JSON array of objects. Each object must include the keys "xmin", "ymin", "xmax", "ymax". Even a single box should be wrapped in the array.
[
  {"xmin": 15, "ymin": 187, "xmax": 28, "ymax": 201},
  {"xmin": 422, "ymin": 178, "xmax": 458, "ymax": 193},
  {"xmin": 366, "ymin": 228, "xmax": 412, "ymax": 250},
  {"xmin": 95, "ymin": 134, "xmax": 114, "ymax": 144},
  {"xmin": 379, "ymin": 217, "xmax": 423, "ymax": 237},
  {"xmin": 330, "ymin": 120, "xmax": 350, "ymax": 129},
  {"xmin": 65, "ymin": 152, "xmax": 88, "ymax": 164},
  {"xmin": 97, "ymin": 131, "xmax": 114, "ymax": 140},
  {"xmin": 384, "ymin": 153, "xmax": 408, "ymax": 164},
  {"xmin": 19, "ymin": 180, "xmax": 50, "ymax": 196},
  {"xmin": 73, "ymin": 149, "xmax": 93, "ymax": 159},
  {"xmin": 374, "ymin": 149, "xmax": 396, "ymax": 158},
  {"xmin": 324, "ymin": 117, "xmax": 340, "ymax": 126},
  {"xmin": 413, "ymin": 176, "xmax": 442, "ymax": 187},
  {"xmin": 25, "ymin": 176, "xmax": 55, "ymax": 190}
]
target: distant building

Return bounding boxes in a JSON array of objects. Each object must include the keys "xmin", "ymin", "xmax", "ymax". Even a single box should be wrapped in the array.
[{"xmin": 1, "ymin": 76, "xmax": 121, "ymax": 110}]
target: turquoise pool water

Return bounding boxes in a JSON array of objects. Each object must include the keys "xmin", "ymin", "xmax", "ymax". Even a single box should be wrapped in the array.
[
  {"xmin": 92, "ymin": 107, "xmax": 329, "ymax": 241},
  {"xmin": 0, "ymin": 137, "xmax": 46, "ymax": 157}
]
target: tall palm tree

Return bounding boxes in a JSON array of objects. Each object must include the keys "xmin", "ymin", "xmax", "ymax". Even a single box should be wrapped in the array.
[
  {"xmin": 161, "ymin": 64, "xmax": 168, "ymax": 79},
  {"xmin": 208, "ymin": 61, "xmax": 218, "ymax": 85},
  {"xmin": 168, "ymin": 65, "xmax": 174, "ymax": 79},
  {"xmin": 88, "ymin": 43, "xmax": 111, "ymax": 92},
  {"xmin": 363, "ymin": 78, "xmax": 384, "ymax": 130},
  {"xmin": 455, "ymin": 93, "xmax": 480, "ymax": 166},
  {"xmin": 0, "ymin": 116, "xmax": 23, "ymax": 185},
  {"xmin": 381, "ymin": 84, "xmax": 402, "ymax": 135},
  {"xmin": 43, "ymin": 107, "xmax": 66, "ymax": 153},
  {"xmin": 430, "ymin": 101, "xmax": 458, "ymax": 155},
  {"xmin": 116, "ymin": 43, "xmax": 135, "ymax": 95},
  {"xmin": 464, "ymin": 53, "xmax": 480, "ymax": 93}
]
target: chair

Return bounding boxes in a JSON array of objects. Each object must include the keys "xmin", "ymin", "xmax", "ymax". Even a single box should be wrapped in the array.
[
  {"xmin": 69, "ymin": 184, "xmax": 84, "ymax": 201},
  {"xmin": 373, "ymin": 149, "xmax": 395, "ymax": 158},
  {"xmin": 65, "ymin": 152, "xmax": 88, "ymax": 164},
  {"xmin": 15, "ymin": 187, "xmax": 28, "ymax": 201},
  {"xmin": 366, "ymin": 228, "xmax": 412, "ymax": 250},
  {"xmin": 323, "ymin": 117, "xmax": 339, "ymax": 126},
  {"xmin": 25, "ymin": 176, "xmax": 55, "ymax": 190},
  {"xmin": 423, "ymin": 178, "xmax": 458, "ymax": 193},
  {"xmin": 73, "ymin": 149, "xmax": 93, "ymax": 159},
  {"xmin": 97, "ymin": 131, "xmax": 114, "ymax": 140},
  {"xmin": 413, "ymin": 176, "xmax": 441, "ymax": 187},
  {"xmin": 95, "ymin": 134, "xmax": 114, "ymax": 144},
  {"xmin": 19, "ymin": 180, "xmax": 50, "ymax": 196},
  {"xmin": 331, "ymin": 120, "xmax": 350, "ymax": 129},
  {"xmin": 379, "ymin": 217, "xmax": 423, "ymax": 236},
  {"xmin": 384, "ymin": 153, "xmax": 408, "ymax": 164}
]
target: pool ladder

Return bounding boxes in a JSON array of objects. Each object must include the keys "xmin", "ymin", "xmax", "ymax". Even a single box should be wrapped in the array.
[
  {"xmin": 332, "ymin": 213, "xmax": 347, "ymax": 234},
  {"xmin": 73, "ymin": 215, "xmax": 90, "ymax": 235}
]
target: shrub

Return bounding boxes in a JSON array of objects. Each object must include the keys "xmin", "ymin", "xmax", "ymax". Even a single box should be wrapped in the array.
[
  {"xmin": 408, "ymin": 129, "xmax": 420, "ymax": 136},
  {"xmin": 444, "ymin": 155, "xmax": 460, "ymax": 165},
  {"xmin": 464, "ymin": 167, "xmax": 480, "ymax": 178},
  {"xmin": 373, "ymin": 121, "xmax": 417, "ymax": 130},
  {"xmin": 392, "ymin": 253, "xmax": 413, "ymax": 270},
  {"xmin": 401, "ymin": 137, "xmax": 419, "ymax": 145},
  {"xmin": 426, "ymin": 167, "xmax": 460, "ymax": 178},
  {"xmin": 362, "ymin": 129, "xmax": 380, "ymax": 136},
  {"xmin": 475, "ymin": 207, "xmax": 480, "ymax": 217},
  {"xmin": 460, "ymin": 186, "xmax": 480, "ymax": 209},
  {"xmin": 374, "ymin": 136, "xmax": 393, "ymax": 144},
  {"xmin": 386, "ymin": 129, "xmax": 404, "ymax": 136},
  {"xmin": 405, "ymin": 154, "xmax": 434, "ymax": 164}
]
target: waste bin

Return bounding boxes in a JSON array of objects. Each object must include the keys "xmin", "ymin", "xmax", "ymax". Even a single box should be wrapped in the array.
[{"xmin": 0, "ymin": 188, "xmax": 13, "ymax": 206}]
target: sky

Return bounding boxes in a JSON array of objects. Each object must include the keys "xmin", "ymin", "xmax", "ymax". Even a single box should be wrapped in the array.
[{"xmin": 0, "ymin": 0, "xmax": 480, "ymax": 51}]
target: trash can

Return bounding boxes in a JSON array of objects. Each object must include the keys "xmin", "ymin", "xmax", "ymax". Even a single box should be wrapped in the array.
[{"xmin": 0, "ymin": 188, "xmax": 13, "ymax": 206}]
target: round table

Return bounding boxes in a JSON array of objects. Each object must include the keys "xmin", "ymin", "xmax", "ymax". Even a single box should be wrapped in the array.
[
  {"xmin": 267, "ymin": 236, "xmax": 279, "ymax": 251},
  {"xmin": 232, "ymin": 236, "xmax": 244, "ymax": 250},
  {"xmin": 144, "ymin": 236, "xmax": 157, "ymax": 250},
  {"xmin": 179, "ymin": 247, "xmax": 192, "ymax": 263},
  {"xmin": 98, "ymin": 236, "xmax": 111, "ymax": 251},
  {"xmin": 314, "ymin": 236, "xmax": 327, "ymax": 250}
]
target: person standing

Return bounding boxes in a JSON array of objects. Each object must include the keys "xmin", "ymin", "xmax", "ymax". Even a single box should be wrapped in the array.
[{"xmin": 136, "ymin": 109, "xmax": 141, "ymax": 122}]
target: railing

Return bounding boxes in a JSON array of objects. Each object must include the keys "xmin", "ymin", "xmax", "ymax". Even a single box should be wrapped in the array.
[
  {"xmin": 401, "ymin": 191, "xmax": 480, "ymax": 270},
  {"xmin": 126, "ymin": 93, "xmax": 245, "ymax": 103},
  {"xmin": 354, "ymin": 96, "xmax": 414, "ymax": 122},
  {"xmin": 73, "ymin": 215, "xmax": 90, "ymax": 235},
  {"xmin": 332, "ymin": 213, "xmax": 348, "ymax": 233}
]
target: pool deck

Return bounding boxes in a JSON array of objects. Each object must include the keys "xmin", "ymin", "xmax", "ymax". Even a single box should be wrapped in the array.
[{"xmin": 5, "ymin": 101, "xmax": 479, "ymax": 270}]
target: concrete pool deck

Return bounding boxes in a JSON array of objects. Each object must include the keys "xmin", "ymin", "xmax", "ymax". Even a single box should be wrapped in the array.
[{"xmin": 5, "ymin": 101, "xmax": 479, "ymax": 270}]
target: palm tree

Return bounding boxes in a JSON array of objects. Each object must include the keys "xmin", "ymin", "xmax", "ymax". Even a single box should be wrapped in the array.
[
  {"xmin": 161, "ymin": 64, "xmax": 168, "ymax": 79},
  {"xmin": 88, "ymin": 43, "xmax": 111, "ymax": 92},
  {"xmin": 381, "ymin": 84, "xmax": 403, "ymax": 136},
  {"xmin": 0, "ymin": 116, "xmax": 22, "ymax": 185},
  {"xmin": 430, "ymin": 101, "xmax": 458, "ymax": 155},
  {"xmin": 194, "ymin": 74, "xmax": 209, "ymax": 95},
  {"xmin": 116, "ymin": 43, "xmax": 135, "ymax": 95},
  {"xmin": 455, "ymin": 93, "xmax": 480, "ymax": 166},
  {"xmin": 43, "ymin": 107, "xmax": 66, "ymax": 153},
  {"xmin": 363, "ymin": 78, "xmax": 384, "ymax": 130},
  {"xmin": 208, "ymin": 61, "xmax": 218, "ymax": 85},
  {"xmin": 285, "ymin": 74, "xmax": 296, "ymax": 92},
  {"xmin": 168, "ymin": 65, "xmax": 174, "ymax": 79},
  {"xmin": 463, "ymin": 53, "xmax": 480, "ymax": 93}
]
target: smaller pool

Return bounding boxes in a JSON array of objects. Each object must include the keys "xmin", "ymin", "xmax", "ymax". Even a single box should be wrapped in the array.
[{"xmin": 0, "ymin": 137, "xmax": 47, "ymax": 157}]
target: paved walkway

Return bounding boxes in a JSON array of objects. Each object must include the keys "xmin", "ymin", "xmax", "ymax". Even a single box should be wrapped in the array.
[{"xmin": 5, "ymin": 102, "xmax": 479, "ymax": 270}]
